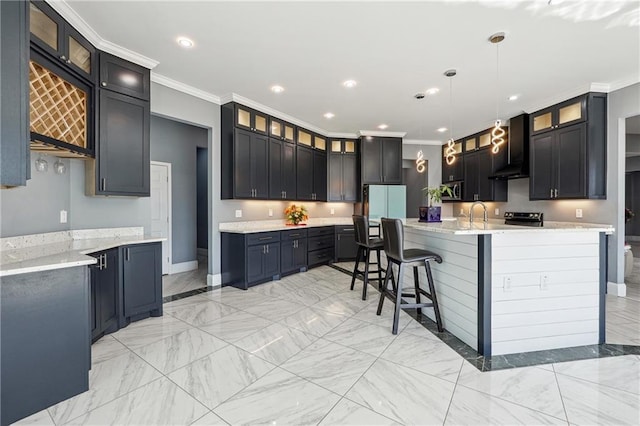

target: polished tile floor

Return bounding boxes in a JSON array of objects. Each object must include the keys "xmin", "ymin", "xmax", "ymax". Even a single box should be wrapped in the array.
[{"xmin": 18, "ymin": 265, "xmax": 640, "ymax": 425}]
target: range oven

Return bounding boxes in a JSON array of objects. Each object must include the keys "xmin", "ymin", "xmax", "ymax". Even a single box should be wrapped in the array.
[{"xmin": 441, "ymin": 182, "xmax": 462, "ymax": 202}]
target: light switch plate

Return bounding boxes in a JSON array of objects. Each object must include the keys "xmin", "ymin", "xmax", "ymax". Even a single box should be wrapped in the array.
[
  {"xmin": 60, "ymin": 210, "xmax": 68, "ymax": 223},
  {"xmin": 268, "ymin": 208, "xmax": 273, "ymax": 217},
  {"xmin": 576, "ymin": 208, "xmax": 583, "ymax": 218},
  {"xmin": 494, "ymin": 208, "xmax": 500, "ymax": 216},
  {"xmin": 330, "ymin": 208, "xmax": 335, "ymax": 215},
  {"xmin": 235, "ymin": 210, "xmax": 242, "ymax": 218}
]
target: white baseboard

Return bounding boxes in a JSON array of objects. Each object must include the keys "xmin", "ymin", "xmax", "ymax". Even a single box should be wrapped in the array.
[
  {"xmin": 207, "ymin": 273, "xmax": 222, "ymax": 289},
  {"xmin": 607, "ymin": 281, "xmax": 627, "ymax": 297},
  {"xmin": 197, "ymin": 248, "xmax": 208, "ymax": 257},
  {"xmin": 170, "ymin": 260, "xmax": 198, "ymax": 275}
]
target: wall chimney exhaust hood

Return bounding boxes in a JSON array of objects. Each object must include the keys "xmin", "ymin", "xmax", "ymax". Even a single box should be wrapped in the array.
[{"xmin": 489, "ymin": 113, "xmax": 529, "ymax": 180}]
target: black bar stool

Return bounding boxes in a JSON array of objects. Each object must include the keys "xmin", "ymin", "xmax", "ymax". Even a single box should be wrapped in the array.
[
  {"xmin": 350, "ymin": 215, "xmax": 385, "ymax": 300},
  {"xmin": 377, "ymin": 218, "xmax": 444, "ymax": 334}
]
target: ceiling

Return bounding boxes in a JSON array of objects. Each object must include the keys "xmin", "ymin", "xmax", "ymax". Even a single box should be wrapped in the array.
[{"xmin": 65, "ymin": 0, "xmax": 639, "ymax": 141}]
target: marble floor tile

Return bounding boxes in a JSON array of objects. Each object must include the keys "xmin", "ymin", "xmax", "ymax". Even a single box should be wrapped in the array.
[
  {"xmin": 91, "ymin": 335, "xmax": 131, "ymax": 365},
  {"xmin": 553, "ymin": 355, "xmax": 640, "ymax": 395},
  {"xmin": 111, "ymin": 315, "xmax": 192, "ymax": 350},
  {"xmin": 134, "ymin": 328, "xmax": 228, "ymax": 374},
  {"xmin": 47, "ymin": 351, "xmax": 162, "ymax": 424},
  {"xmin": 380, "ymin": 332, "xmax": 463, "ymax": 383},
  {"xmin": 201, "ymin": 287, "xmax": 278, "ymax": 310},
  {"xmin": 281, "ymin": 339, "xmax": 377, "ymax": 395},
  {"xmin": 445, "ymin": 384, "xmax": 567, "ymax": 425},
  {"xmin": 163, "ymin": 294, "xmax": 211, "ymax": 309},
  {"xmin": 242, "ymin": 297, "xmax": 305, "ymax": 322},
  {"xmin": 352, "ymin": 302, "xmax": 414, "ymax": 332},
  {"xmin": 190, "ymin": 411, "xmax": 229, "ymax": 425},
  {"xmin": 12, "ymin": 409, "xmax": 55, "ymax": 425},
  {"xmin": 312, "ymin": 292, "xmax": 371, "ymax": 316},
  {"xmin": 234, "ymin": 322, "xmax": 317, "ymax": 365},
  {"xmin": 66, "ymin": 378, "xmax": 208, "ymax": 426},
  {"xmin": 345, "ymin": 358, "xmax": 455, "ymax": 425},
  {"xmin": 213, "ymin": 368, "xmax": 341, "ymax": 425},
  {"xmin": 167, "ymin": 345, "xmax": 275, "ymax": 409},
  {"xmin": 319, "ymin": 398, "xmax": 401, "ymax": 426},
  {"xmin": 557, "ymin": 374, "xmax": 640, "ymax": 425},
  {"xmin": 198, "ymin": 310, "xmax": 273, "ymax": 342},
  {"xmin": 279, "ymin": 307, "xmax": 349, "ymax": 337},
  {"xmin": 400, "ymin": 318, "xmax": 443, "ymax": 340},
  {"xmin": 323, "ymin": 318, "xmax": 397, "ymax": 356},
  {"xmin": 455, "ymin": 361, "xmax": 566, "ymax": 419},
  {"xmin": 248, "ymin": 280, "xmax": 296, "ymax": 299},
  {"xmin": 163, "ymin": 263, "xmax": 208, "ymax": 297},
  {"xmin": 277, "ymin": 280, "xmax": 337, "ymax": 306},
  {"xmin": 164, "ymin": 299, "xmax": 238, "ymax": 326}
]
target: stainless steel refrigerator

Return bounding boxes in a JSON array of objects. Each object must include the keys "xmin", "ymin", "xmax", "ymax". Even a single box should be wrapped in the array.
[{"xmin": 363, "ymin": 185, "xmax": 407, "ymax": 220}]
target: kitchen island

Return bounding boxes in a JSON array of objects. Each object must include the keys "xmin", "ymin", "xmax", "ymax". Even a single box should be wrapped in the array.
[{"xmin": 392, "ymin": 218, "xmax": 613, "ymax": 357}]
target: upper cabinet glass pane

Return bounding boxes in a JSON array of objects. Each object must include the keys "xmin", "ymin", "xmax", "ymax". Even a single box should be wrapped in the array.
[
  {"xmin": 284, "ymin": 125, "xmax": 294, "ymax": 141},
  {"xmin": 298, "ymin": 130, "xmax": 312, "ymax": 146},
  {"xmin": 69, "ymin": 36, "xmax": 90, "ymax": 74},
  {"xmin": 344, "ymin": 140, "xmax": 355, "ymax": 153},
  {"xmin": 254, "ymin": 115, "xmax": 267, "ymax": 132},
  {"xmin": 533, "ymin": 112, "xmax": 553, "ymax": 132},
  {"xmin": 331, "ymin": 140, "xmax": 342, "ymax": 152},
  {"xmin": 237, "ymin": 108, "xmax": 250, "ymax": 128},
  {"xmin": 270, "ymin": 120, "xmax": 282, "ymax": 137},
  {"xmin": 30, "ymin": 3, "xmax": 58, "ymax": 50},
  {"xmin": 479, "ymin": 133, "xmax": 491, "ymax": 147},
  {"xmin": 465, "ymin": 138, "xmax": 477, "ymax": 152},
  {"xmin": 559, "ymin": 102, "xmax": 582, "ymax": 125},
  {"xmin": 454, "ymin": 142, "xmax": 462, "ymax": 154},
  {"xmin": 314, "ymin": 136, "xmax": 326, "ymax": 151}
]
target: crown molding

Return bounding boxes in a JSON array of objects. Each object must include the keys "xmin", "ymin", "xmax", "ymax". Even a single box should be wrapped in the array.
[
  {"xmin": 47, "ymin": 0, "xmax": 159, "ymax": 69},
  {"xmin": 607, "ymin": 75, "xmax": 640, "ymax": 93},
  {"xmin": 151, "ymin": 73, "xmax": 221, "ymax": 104},
  {"xmin": 326, "ymin": 132, "xmax": 359, "ymax": 139},
  {"xmin": 403, "ymin": 139, "xmax": 443, "ymax": 146},
  {"xmin": 357, "ymin": 130, "xmax": 407, "ymax": 138}
]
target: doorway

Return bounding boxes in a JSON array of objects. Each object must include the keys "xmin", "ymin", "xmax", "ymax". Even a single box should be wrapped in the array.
[
  {"xmin": 196, "ymin": 147, "xmax": 208, "ymax": 265},
  {"xmin": 150, "ymin": 161, "xmax": 172, "ymax": 275}
]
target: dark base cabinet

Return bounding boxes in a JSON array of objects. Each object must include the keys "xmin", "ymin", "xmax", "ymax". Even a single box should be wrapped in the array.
[
  {"xmin": 1, "ymin": 266, "xmax": 90, "ymax": 426},
  {"xmin": 121, "ymin": 243, "xmax": 163, "ymax": 325},
  {"xmin": 281, "ymin": 229, "xmax": 308, "ymax": 275},
  {"xmin": 90, "ymin": 248, "xmax": 120, "ymax": 342},
  {"xmin": 221, "ymin": 232, "xmax": 282, "ymax": 289},
  {"xmin": 335, "ymin": 226, "xmax": 358, "ymax": 261},
  {"xmin": 307, "ymin": 227, "xmax": 335, "ymax": 267}
]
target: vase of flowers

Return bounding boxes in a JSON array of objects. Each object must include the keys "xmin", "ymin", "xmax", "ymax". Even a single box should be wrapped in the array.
[
  {"xmin": 419, "ymin": 185, "xmax": 453, "ymax": 222},
  {"xmin": 284, "ymin": 204, "xmax": 308, "ymax": 226}
]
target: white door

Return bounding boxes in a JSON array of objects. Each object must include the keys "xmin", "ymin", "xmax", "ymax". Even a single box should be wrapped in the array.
[{"xmin": 151, "ymin": 162, "xmax": 171, "ymax": 274}]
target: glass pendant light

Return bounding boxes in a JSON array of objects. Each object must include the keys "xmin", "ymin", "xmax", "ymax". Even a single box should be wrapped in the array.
[
  {"xmin": 444, "ymin": 69, "xmax": 457, "ymax": 165},
  {"xmin": 489, "ymin": 32, "xmax": 506, "ymax": 154}
]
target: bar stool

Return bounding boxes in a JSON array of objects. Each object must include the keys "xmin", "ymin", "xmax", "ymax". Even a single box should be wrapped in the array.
[
  {"xmin": 377, "ymin": 218, "xmax": 444, "ymax": 334},
  {"xmin": 350, "ymin": 215, "xmax": 385, "ymax": 300}
]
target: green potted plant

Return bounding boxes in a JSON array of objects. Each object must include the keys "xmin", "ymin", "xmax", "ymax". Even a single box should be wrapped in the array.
[{"xmin": 419, "ymin": 185, "xmax": 453, "ymax": 222}]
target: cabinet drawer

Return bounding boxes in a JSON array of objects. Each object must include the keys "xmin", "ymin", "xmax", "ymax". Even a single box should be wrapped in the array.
[
  {"xmin": 308, "ymin": 226, "xmax": 334, "ymax": 238},
  {"xmin": 308, "ymin": 235, "xmax": 334, "ymax": 251},
  {"xmin": 335, "ymin": 226, "xmax": 355, "ymax": 234},
  {"xmin": 308, "ymin": 247, "xmax": 334, "ymax": 266},
  {"xmin": 281, "ymin": 229, "xmax": 308, "ymax": 240},
  {"xmin": 246, "ymin": 232, "xmax": 280, "ymax": 246}
]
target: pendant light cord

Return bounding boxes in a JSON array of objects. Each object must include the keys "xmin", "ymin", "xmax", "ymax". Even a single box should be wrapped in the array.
[
  {"xmin": 495, "ymin": 42, "xmax": 500, "ymax": 121},
  {"xmin": 449, "ymin": 75, "xmax": 454, "ymax": 142}
]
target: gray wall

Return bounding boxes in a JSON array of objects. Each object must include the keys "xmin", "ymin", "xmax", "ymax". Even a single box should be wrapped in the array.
[
  {"xmin": 197, "ymin": 147, "xmax": 208, "ymax": 250},
  {"xmin": 150, "ymin": 115, "xmax": 208, "ymax": 264},
  {"xmin": 626, "ymin": 156, "xmax": 640, "ymax": 172}
]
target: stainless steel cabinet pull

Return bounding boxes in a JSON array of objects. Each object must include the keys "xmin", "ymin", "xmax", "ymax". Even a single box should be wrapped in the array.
[
  {"xmin": 284, "ymin": 191, "xmax": 286, "ymax": 198},
  {"xmin": 554, "ymin": 188, "xmax": 558, "ymax": 198},
  {"xmin": 290, "ymin": 233, "xmax": 300, "ymax": 237},
  {"xmin": 101, "ymin": 178, "xmax": 106, "ymax": 191},
  {"xmin": 103, "ymin": 253, "xmax": 107, "ymax": 269},
  {"xmin": 550, "ymin": 188, "xmax": 554, "ymax": 198},
  {"xmin": 262, "ymin": 245, "xmax": 266, "ymax": 254},
  {"xmin": 259, "ymin": 237, "xmax": 272, "ymax": 240},
  {"xmin": 125, "ymin": 248, "xmax": 130, "ymax": 261},
  {"xmin": 266, "ymin": 245, "xmax": 269, "ymax": 253},
  {"xmin": 342, "ymin": 228, "xmax": 354, "ymax": 231}
]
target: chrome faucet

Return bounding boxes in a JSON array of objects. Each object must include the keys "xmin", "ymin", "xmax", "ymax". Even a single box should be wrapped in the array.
[{"xmin": 469, "ymin": 201, "xmax": 488, "ymax": 223}]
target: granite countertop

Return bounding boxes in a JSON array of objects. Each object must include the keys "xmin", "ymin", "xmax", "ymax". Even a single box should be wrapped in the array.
[
  {"xmin": 401, "ymin": 218, "xmax": 614, "ymax": 235},
  {"xmin": 219, "ymin": 217, "xmax": 354, "ymax": 234},
  {"xmin": 1, "ymin": 228, "xmax": 165, "ymax": 277}
]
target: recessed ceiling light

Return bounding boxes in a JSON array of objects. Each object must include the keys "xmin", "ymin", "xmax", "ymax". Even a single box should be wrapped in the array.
[
  {"xmin": 343, "ymin": 80, "xmax": 357, "ymax": 88},
  {"xmin": 425, "ymin": 87, "xmax": 440, "ymax": 95},
  {"xmin": 176, "ymin": 37, "xmax": 194, "ymax": 48},
  {"xmin": 271, "ymin": 85, "xmax": 284, "ymax": 93},
  {"xmin": 378, "ymin": 124, "xmax": 389, "ymax": 130},
  {"xmin": 437, "ymin": 127, "xmax": 448, "ymax": 133},
  {"xmin": 324, "ymin": 112, "xmax": 335, "ymax": 119},
  {"xmin": 508, "ymin": 94, "xmax": 519, "ymax": 101}
]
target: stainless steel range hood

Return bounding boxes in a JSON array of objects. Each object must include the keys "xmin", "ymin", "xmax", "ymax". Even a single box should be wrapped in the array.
[{"xmin": 489, "ymin": 113, "xmax": 529, "ymax": 180}]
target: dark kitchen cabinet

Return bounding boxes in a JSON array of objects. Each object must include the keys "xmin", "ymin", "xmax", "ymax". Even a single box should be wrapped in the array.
[
  {"xmin": 87, "ymin": 89, "xmax": 150, "ymax": 196},
  {"xmin": 235, "ymin": 104, "xmax": 268, "ymax": 135},
  {"xmin": 441, "ymin": 140, "xmax": 464, "ymax": 183},
  {"xmin": 281, "ymin": 229, "xmax": 308, "ymax": 275},
  {"xmin": 232, "ymin": 128, "xmax": 269, "ymax": 199},
  {"xmin": 269, "ymin": 138, "xmax": 296, "ymax": 200},
  {"xmin": 335, "ymin": 226, "xmax": 358, "ymax": 261},
  {"xmin": 463, "ymin": 146, "xmax": 508, "ymax": 202},
  {"xmin": 361, "ymin": 137, "xmax": 402, "ymax": 184},
  {"xmin": 530, "ymin": 93, "xmax": 606, "ymax": 200},
  {"xmin": 89, "ymin": 248, "xmax": 119, "ymax": 342},
  {"xmin": 269, "ymin": 117, "xmax": 295, "ymax": 143},
  {"xmin": 247, "ymin": 243, "xmax": 280, "ymax": 284},
  {"xmin": 307, "ymin": 227, "xmax": 335, "ymax": 267},
  {"xmin": 313, "ymin": 151, "xmax": 327, "ymax": 201},
  {"xmin": 99, "ymin": 52, "xmax": 150, "ymax": 101},
  {"xmin": 296, "ymin": 145, "xmax": 327, "ymax": 201},
  {"xmin": 121, "ymin": 243, "xmax": 162, "ymax": 324},
  {"xmin": 329, "ymin": 140, "xmax": 359, "ymax": 202},
  {"xmin": 221, "ymin": 232, "xmax": 281, "ymax": 289},
  {"xmin": 1, "ymin": 0, "xmax": 30, "ymax": 187},
  {"xmin": 29, "ymin": 0, "xmax": 96, "ymax": 81}
]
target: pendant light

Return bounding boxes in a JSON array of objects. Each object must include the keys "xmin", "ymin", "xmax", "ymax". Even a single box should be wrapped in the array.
[
  {"xmin": 489, "ymin": 32, "xmax": 506, "ymax": 154},
  {"xmin": 444, "ymin": 69, "xmax": 457, "ymax": 165}
]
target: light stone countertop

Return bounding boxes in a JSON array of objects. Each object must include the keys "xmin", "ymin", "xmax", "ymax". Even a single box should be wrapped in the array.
[
  {"xmin": 1, "ymin": 228, "xmax": 165, "ymax": 277},
  {"xmin": 219, "ymin": 217, "xmax": 354, "ymax": 234}
]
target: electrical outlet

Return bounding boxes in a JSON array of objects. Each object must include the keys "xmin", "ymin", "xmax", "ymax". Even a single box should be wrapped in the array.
[
  {"xmin": 576, "ymin": 208, "xmax": 583, "ymax": 218},
  {"xmin": 460, "ymin": 208, "xmax": 464, "ymax": 215},
  {"xmin": 235, "ymin": 209, "xmax": 242, "ymax": 218},
  {"xmin": 268, "ymin": 208, "xmax": 273, "ymax": 217},
  {"xmin": 59, "ymin": 210, "xmax": 67, "ymax": 224},
  {"xmin": 494, "ymin": 208, "xmax": 500, "ymax": 216},
  {"xmin": 330, "ymin": 208, "xmax": 335, "ymax": 215}
]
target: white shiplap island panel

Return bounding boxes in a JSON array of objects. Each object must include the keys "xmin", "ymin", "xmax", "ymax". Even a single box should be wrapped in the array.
[{"xmin": 490, "ymin": 232, "xmax": 600, "ymax": 355}]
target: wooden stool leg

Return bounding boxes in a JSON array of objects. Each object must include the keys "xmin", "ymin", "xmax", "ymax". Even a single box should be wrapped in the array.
[
  {"xmin": 350, "ymin": 246, "xmax": 362, "ymax": 291},
  {"xmin": 425, "ymin": 260, "xmax": 443, "ymax": 332},
  {"xmin": 377, "ymin": 263, "xmax": 392, "ymax": 316},
  {"xmin": 413, "ymin": 266, "xmax": 422, "ymax": 316},
  {"xmin": 392, "ymin": 263, "xmax": 405, "ymax": 334},
  {"xmin": 362, "ymin": 248, "xmax": 371, "ymax": 300},
  {"xmin": 376, "ymin": 249, "xmax": 383, "ymax": 291}
]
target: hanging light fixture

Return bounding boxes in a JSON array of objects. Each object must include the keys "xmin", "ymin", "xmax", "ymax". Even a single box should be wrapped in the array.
[
  {"xmin": 489, "ymin": 32, "xmax": 506, "ymax": 155},
  {"xmin": 444, "ymin": 69, "xmax": 457, "ymax": 165}
]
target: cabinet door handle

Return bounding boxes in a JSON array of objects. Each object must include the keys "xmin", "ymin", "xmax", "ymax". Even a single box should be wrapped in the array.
[
  {"xmin": 259, "ymin": 237, "xmax": 272, "ymax": 240},
  {"xmin": 103, "ymin": 253, "xmax": 107, "ymax": 269},
  {"xmin": 554, "ymin": 188, "xmax": 558, "ymax": 198},
  {"xmin": 337, "ymin": 234, "xmax": 341, "ymax": 241},
  {"xmin": 262, "ymin": 245, "xmax": 266, "ymax": 254},
  {"xmin": 284, "ymin": 191, "xmax": 286, "ymax": 198},
  {"xmin": 100, "ymin": 178, "xmax": 106, "ymax": 191},
  {"xmin": 290, "ymin": 233, "xmax": 300, "ymax": 237},
  {"xmin": 266, "ymin": 245, "xmax": 269, "ymax": 253},
  {"xmin": 125, "ymin": 248, "xmax": 130, "ymax": 261},
  {"xmin": 550, "ymin": 188, "xmax": 554, "ymax": 198}
]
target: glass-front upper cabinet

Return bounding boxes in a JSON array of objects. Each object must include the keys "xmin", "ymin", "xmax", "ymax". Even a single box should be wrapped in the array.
[
  {"xmin": 29, "ymin": 1, "xmax": 95, "ymax": 80},
  {"xmin": 531, "ymin": 94, "xmax": 587, "ymax": 135},
  {"xmin": 331, "ymin": 139, "xmax": 357, "ymax": 154},
  {"xmin": 269, "ymin": 117, "xmax": 295, "ymax": 143},
  {"xmin": 313, "ymin": 134, "xmax": 326, "ymax": 151},
  {"xmin": 464, "ymin": 136, "xmax": 477, "ymax": 152},
  {"xmin": 296, "ymin": 128, "xmax": 312, "ymax": 146},
  {"xmin": 478, "ymin": 132, "xmax": 491, "ymax": 148},
  {"xmin": 234, "ymin": 104, "xmax": 268, "ymax": 135}
]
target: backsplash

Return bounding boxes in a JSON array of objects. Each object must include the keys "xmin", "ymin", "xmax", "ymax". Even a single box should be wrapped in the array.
[{"xmin": 217, "ymin": 200, "xmax": 355, "ymax": 222}]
